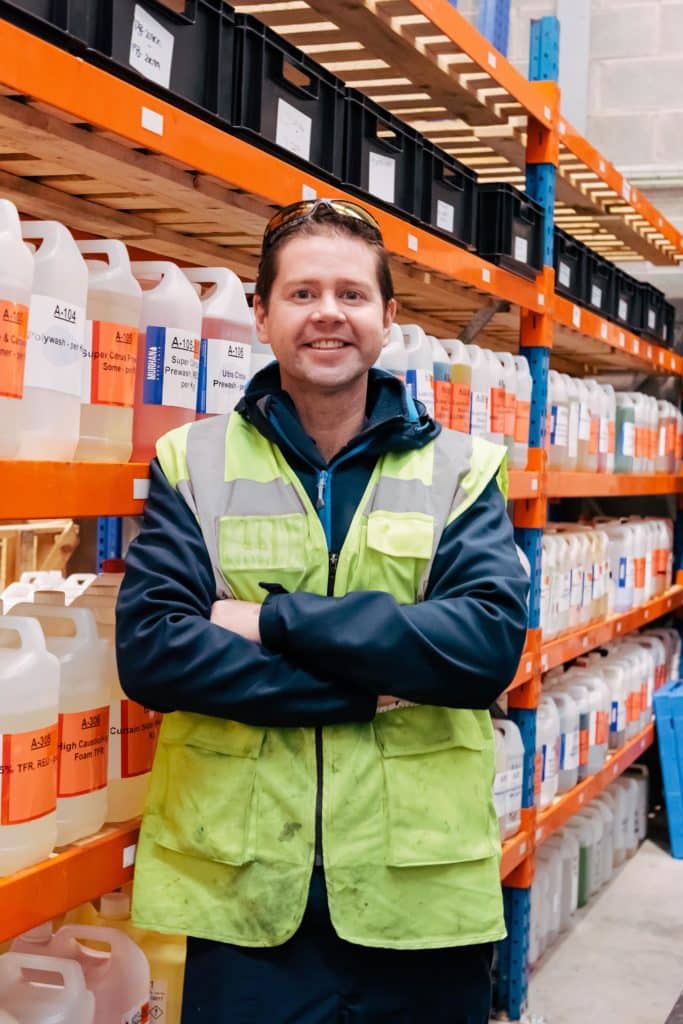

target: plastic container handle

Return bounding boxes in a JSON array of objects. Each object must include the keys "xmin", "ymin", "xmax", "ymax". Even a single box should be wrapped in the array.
[
  {"xmin": 0, "ymin": 198, "xmax": 21, "ymax": 236},
  {"xmin": 9, "ymin": 603, "xmax": 99, "ymax": 646},
  {"xmin": 53, "ymin": 923, "xmax": 133, "ymax": 959},
  {"xmin": 1, "ymin": 951, "xmax": 89, "ymax": 992},
  {"xmin": 279, "ymin": 54, "xmax": 319, "ymax": 100},
  {"xmin": 0, "ymin": 616, "xmax": 47, "ymax": 651},
  {"xmin": 130, "ymin": 261, "xmax": 180, "ymax": 286},
  {"xmin": 146, "ymin": 0, "xmax": 196, "ymax": 25},
  {"xmin": 77, "ymin": 240, "xmax": 130, "ymax": 272}
]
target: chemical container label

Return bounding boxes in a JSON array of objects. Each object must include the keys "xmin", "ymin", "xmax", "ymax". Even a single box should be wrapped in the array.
[
  {"xmin": 534, "ymin": 751, "xmax": 542, "ymax": 797},
  {"xmin": 570, "ymin": 567, "xmax": 583, "ymax": 611},
  {"xmin": 577, "ymin": 402, "xmax": 589, "ymax": 443},
  {"xmin": 405, "ymin": 368, "xmax": 434, "ymax": 416},
  {"xmin": 618, "ymin": 556, "xmax": 628, "ymax": 589},
  {"xmin": 436, "ymin": 200, "xmax": 455, "ymax": 234},
  {"xmin": 493, "ymin": 771, "xmax": 509, "ymax": 817},
  {"xmin": 550, "ymin": 404, "xmax": 569, "ymax": 447},
  {"xmin": 276, "ymin": 99, "xmax": 312, "ymax": 162},
  {"xmin": 150, "ymin": 978, "xmax": 168, "ymax": 1023},
  {"xmin": 591, "ymin": 284, "xmax": 603, "ymax": 309},
  {"xmin": 558, "ymin": 261, "xmax": 571, "ymax": 288},
  {"xmin": 608, "ymin": 419, "xmax": 616, "ymax": 455},
  {"xmin": 560, "ymin": 728, "xmax": 579, "ymax": 771},
  {"xmin": 589, "ymin": 415, "xmax": 599, "ymax": 456},
  {"xmin": 610, "ymin": 699, "xmax": 626, "ymax": 733},
  {"xmin": 595, "ymin": 710, "xmax": 609, "ymax": 746},
  {"xmin": 57, "ymin": 706, "xmax": 109, "ymax": 798},
  {"xmin": 368, "ymin": 151, "xmax": 396, "ymax": 204},
  {"xmin": 197, "ymin": 338, "xmax": 251, "ymax": 416},
  {"xmin": 619, "ymin": 420, "xmax": 635, "ymax": 457},
  {"xmin": 568, "ymin": 403, "xmax": 579, "ymax": 459},
  {"xmin": 433, "ymin": 379, "xmax": 452, "ymax": 426},
  {"xmin": 121, "ymin": 1000, "xmax": 150, "ymax": 1024},
  {"xmin": 618, "ymin": 298, "xmax": 628, "ymax": 321},
  {"xmin": 634, "ymin": 556, "xmax": 646, "ymax": 590},
  {"xmin": 514, "ymin": 400, "xmax": 530, "ymax": 444},
  {"xmin": 578, "ymin": 714, "xmax": 589, "ymax": 765},
  {"xmin": 0, "ymin": 725, "xmax": 58, "ymax": 825},
  {"xmin": 0, "ymin": 299, "xmax": 29, "ymax": 399},
  {"xmin": 504, "ymin": 391, "xmax": 516, "ymax": 438},
  {"xmin": 490, "ymin": 386, "xmax": 506, "ymax": 435},
  {"xmin": 24, "ymin": 293, "xmax": 85, "ymax": 396},
  {"xmin": 541, "ymin": 740, "xmax": 557, "ymax": 783},
  {"xmin": 109, "ymin": 700, "xmax": 162, "ymax": 780},
  {"xmin": 143, "ymin": 326, "xmax": 200, "ymax": 410},
  {"xmin": 513, "ymin": 234, "xmax": 528, "ymax": 264},
  {"xmin": 129, "ymin": 4, "xmax": 174, "ymax": 90},
  {"xmin": 469, "ymin": 390, "xmax": 488, "ymax": 437},
  {"xmin": 82, "ymin": 321, "xmax": 138, "ymax": 407},
  {"xmin": 599, "ymin": 416, "xmax": 609, "ymax": 455},
  {"xmin": 451, "ymin": 383, "xmax": 471, "ymax": 433},
  {"xmin": 627, "ymin": 690, "xmax": 641, "ymax": 723}
]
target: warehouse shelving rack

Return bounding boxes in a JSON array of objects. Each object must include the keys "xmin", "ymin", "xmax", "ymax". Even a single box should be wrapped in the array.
[{"xmin": 0, "ymin": 6, "xmax": 681, "ymax": 1019}]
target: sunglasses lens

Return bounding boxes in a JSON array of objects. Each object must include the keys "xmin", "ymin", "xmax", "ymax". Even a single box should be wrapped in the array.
[{"xmin": 263, "ymin": 199, "xmax": 381, "ymax": 250}]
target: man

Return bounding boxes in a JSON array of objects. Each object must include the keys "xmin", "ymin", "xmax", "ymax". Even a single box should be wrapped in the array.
[{"xmin": 116, "ymin": 198, "xmax": 529, "ymax": 1023}]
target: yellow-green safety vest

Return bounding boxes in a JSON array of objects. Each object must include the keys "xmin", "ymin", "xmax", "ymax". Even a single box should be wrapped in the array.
[{"xmin": 131, "ymin": 411, "xmax": 509, "ymax": 949}]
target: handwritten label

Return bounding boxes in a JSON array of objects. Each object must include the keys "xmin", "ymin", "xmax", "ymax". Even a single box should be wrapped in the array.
[
  {"xmin": 129, "ymin": 5, "xmax": 174, "ymax": 89},
  {"xmin": 275, "ymin": 98, "xmax": 312, "ymax": 161}
]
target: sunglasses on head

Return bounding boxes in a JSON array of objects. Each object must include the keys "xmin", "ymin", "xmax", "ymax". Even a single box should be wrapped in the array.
[{"xmin": 261, "ymin": 198, "xmax": 383, "ymax": 252}]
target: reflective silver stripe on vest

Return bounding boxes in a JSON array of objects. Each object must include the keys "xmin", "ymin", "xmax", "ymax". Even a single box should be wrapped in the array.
[
  {"xmin": 418, "ymin": 429, "xmax": 473, "ymax": 601},
  {"xmin": 184, "ymin": 414, "xmax": 308, "ymax": 597}
]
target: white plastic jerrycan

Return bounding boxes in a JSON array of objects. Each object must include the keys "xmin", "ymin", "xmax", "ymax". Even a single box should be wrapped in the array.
[
  {"xmin": 40, "ymin": 925, "xmax": 151, "ymax": 1024},
  {"xmin": 19, "ymin": 221, "xmax": 88, "ymax": 460},
  {"xmin": 485, "ymin": 348, "xmax": 505, "ymax": 446},
  {"xmin": 441, "ymin": 338, "xmax": 471, "ymax": 434},
  {"xmin": 184, "ymin": 267, "xmax": 253, "ymax": 417},
  {"xmin": 376, "ymin": 322, "xmax": 408, "ymax": 381},
  {"xmin": 465, "ymin": 344, "xmax": 490, "ymax": 439},
  {"xmin": 75, "ymin": 241, "xmax": 142, "ymax": 462},
  {"xmin": 10, "ymin": 605, "xmax": 109, "ymax": 847},
  {"xmin": 0, "ymin": 200, "xmax": 34, "ymax": 459},
  {"xmin": 497, "ymin": 718, "xmax": 524, "ymax": 839},
  {"xmin": 546, "ymin": 370, "xmax": 569, "ymax": 470},
  {"xmin": 131, "ymin": 261, "xmax": 202, "ymax": 463},
  {"xmin": 402, "ymin": 324, "xmax": 434, "ymax": 416},
  {"xmin": 536, "ymin": 695, "xmax": 560, "ymax": 810},
  {"xmin": 0, "ymin": 617, "xmax": 59, "ymax": 876},
  {"xmin": 0, "ymin": 952, "xmax": 94, "ymax": 1024}
]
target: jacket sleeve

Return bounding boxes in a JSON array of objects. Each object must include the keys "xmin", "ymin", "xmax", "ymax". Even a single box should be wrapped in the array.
[
  {"xmin": 259, "ymin": 477, "xmax": 529, "ymax": 709},
  {"xmin": 115, "ymin": 459, "xmax": 376, "ymax": 727}
]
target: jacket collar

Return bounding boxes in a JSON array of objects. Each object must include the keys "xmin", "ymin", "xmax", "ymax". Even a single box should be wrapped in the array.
[{"xmin": 235, "ymin": 363, "xmax": 440, "ymax": 471}]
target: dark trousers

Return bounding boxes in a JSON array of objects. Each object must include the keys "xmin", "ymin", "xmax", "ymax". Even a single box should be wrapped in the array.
[{"xmin": 182, "ymin": 868, "xmax": 494, "ymax": 1023}]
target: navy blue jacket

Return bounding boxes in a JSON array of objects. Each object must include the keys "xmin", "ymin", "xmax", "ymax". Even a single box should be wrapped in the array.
[{"xmin": 116, "ymin": 367, "xmax": 529, "ymax": 726}]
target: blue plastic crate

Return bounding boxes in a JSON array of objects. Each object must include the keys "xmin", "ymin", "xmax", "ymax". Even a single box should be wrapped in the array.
[{"xmin": 654, "ymin": 679, "xmax": 683, "ymax": 859}]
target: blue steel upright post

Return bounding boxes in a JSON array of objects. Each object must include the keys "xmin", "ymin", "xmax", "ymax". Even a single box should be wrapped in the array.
[
  {"xmin": 97, "ymin": 516, "xmax": 123, "ymax": 571},
  {"xmin": 497, "ymin": 16, "xmax": 561, "ymax": 1023}
]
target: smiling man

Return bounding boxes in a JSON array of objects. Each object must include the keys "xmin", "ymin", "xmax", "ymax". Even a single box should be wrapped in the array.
[{"xmin": 116, "ymin": 198, "xmax": 529, "ymax": 1023}]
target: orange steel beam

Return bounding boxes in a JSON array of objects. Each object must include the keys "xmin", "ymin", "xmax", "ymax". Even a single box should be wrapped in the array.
[
  {"xmin": 0, "ymin": 822, "xmax": 139, "ymax": 943},
  {"xmin": 500, "ymin": 822, "xmax": 534, "ymax": 883},
  {"xmin": 0, "ymin": 20, "xmax": 543, "ymax": 314},
  {"xmin": 534, "ymin": 723, "xmax": 654, "ymax": 846},
  {"xmin": 0, "ymin": 461, "xmax": 149, "ymax": 519},
  {"xmin": 546, "ymin": 472, "xmax": 683, "ymax": 499}
]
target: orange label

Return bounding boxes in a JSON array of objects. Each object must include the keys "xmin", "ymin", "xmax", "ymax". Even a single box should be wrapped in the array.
[
  {"xmin": 451, "ymin": 383, "xmax": 470, "ymax": 433},
  {"xmin": 534, "ymin": 751, "xmax": 542, "ymax": 797},
  {"xmin": 515, "ymin": 400, "xmax": 530, "ymax": 444},
  {"xmin": 90, "ymin": 321, "xmax": 138, "ymax": 407},
  {"xmin": 634, "ymin": 556, "xmax": 646, "ymax": 589},
  {"xmin": 57, "ymin": 706, "xmax": 109, "ymax": 798},
  {"xmin": 666, "ymin": 421, "xmax": 676, "ymax": 456},
  {"xmin": 504, "ymin": 391, "xmax": 516, "ymax": 438},
  {"xmin": 433, "ymin": 379, "xmax": 452, "ymax": 427},
  {"xmin": 1, "ymin": 725, "xmax": 58, "ymax": 825},
  {"xmin": 490, "ymin": 387, "xmax": 506, "ymax": 434},
  {"xmin": 608, "ymin": 420, "xmax": 616, "ymax": 455},
  {"xmin": 641, "ymin": 683, "xmax": 649, "ymax": 714},
  {"xmin": 595, "ymin": 710, "xmax": 609, "ymax": 746},
  {"xmin": 589, "ymin": 417, "xmax": 599, "ymax": 456},
  {"xmin": 579, "ymin": 728, "xmax": 589, "ymax": 766},
  {"xmin": 120, "ymin": 701, "xmax": 162, "ymax": 779},
  {"xmin": 627, "ymin": 691, "xmax": 641, "ymax": 724},
  {"xmin": 0, "ymin": 300, "xmax": 29, "ymax": 399}
]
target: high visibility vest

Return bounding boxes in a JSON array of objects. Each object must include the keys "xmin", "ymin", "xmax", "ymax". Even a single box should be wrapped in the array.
[{"xmin": 131, "ymin": 412, "xmax": 509, "ymax": 949}]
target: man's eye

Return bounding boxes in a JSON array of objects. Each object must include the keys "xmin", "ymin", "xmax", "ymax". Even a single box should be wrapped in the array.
[
  {"xmin": 294, "ymin": 289, "xmax": 311, "ymax": 299},
  {"xmin": 344, "ymin": 290, "xmax": 362, "ymax": 301}
]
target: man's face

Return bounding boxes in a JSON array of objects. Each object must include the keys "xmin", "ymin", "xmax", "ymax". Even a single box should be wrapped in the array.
[{"xmin": 253, "ymin": 231, "xmax": 396, "ymax": 395}]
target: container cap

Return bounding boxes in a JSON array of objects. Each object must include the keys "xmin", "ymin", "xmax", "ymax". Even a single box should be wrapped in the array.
[{"xmin": 99, "ymin": 891, "xmax": 131, "ymax": 920}]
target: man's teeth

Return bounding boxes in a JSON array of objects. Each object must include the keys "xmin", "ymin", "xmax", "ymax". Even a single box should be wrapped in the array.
[{"xmin": 309, "ymin": 340, "xmax": 345, "ymax": 349}]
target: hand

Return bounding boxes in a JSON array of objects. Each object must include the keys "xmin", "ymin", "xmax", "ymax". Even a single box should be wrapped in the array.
[{"xmin": 211, "ymin": 599, "xmax": 262, "ymax": 643}]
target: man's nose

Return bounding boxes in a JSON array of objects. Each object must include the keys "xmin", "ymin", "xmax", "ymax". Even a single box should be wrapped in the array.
[{"xmin": 312, "ymin": 292, "xmax": 345, "ymax": 320}]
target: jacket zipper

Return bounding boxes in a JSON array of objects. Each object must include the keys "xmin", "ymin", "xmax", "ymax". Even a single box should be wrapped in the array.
[{"xmin": 314, "ymin": 548, "xmax": 339, "ymax": 867}]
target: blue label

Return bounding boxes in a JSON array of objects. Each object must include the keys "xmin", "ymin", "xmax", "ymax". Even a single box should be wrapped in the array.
[
  {"xmin": 541, "ymin": 743, "xmax": 547, "ymax": 782},
  {"xmin": 550, "ymin": 404, "xmax": 558, "ymax": 445},
  {"xmin": 143, "ymin": 325, "xmax": 165, "ymax": 406},
  {"xmin": 196, "ymin": 337, "xmax": 208, "ymax": 414},
  {"xmin": 618, "ymin": 556, "xmax": 627, "ymax": 588},
  {"xmin": 610, "ymin": 701, "xmax": 618, "ymax": 731},
  {"xmin": 405, "ymin": 368, "xmax": 418, "ymax": 402},
  {"xmin": 559, "ymin": 733, "xmax": 566, "ymax": 769}
]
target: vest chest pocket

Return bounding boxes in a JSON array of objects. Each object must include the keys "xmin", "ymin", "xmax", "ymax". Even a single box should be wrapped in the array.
[
  {"xmin": 218, "ymin": 513, "xmax": 310, "ymax": 602},
  {"xmin": 152, "ymin": 713, "xmax": 265, "ymax": 866},
  {"xmin": 357, "ymin": 512, "xmax": 434, "ymax": 600},
  {"xmin": 373, "ymin": 706, "xmax": 499, "ymax": 867}
]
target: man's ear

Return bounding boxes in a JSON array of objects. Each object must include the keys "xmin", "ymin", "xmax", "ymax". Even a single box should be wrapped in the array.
[{"xmin": 253, "ymin": 294, "xmax": 269, "ymax": 344}]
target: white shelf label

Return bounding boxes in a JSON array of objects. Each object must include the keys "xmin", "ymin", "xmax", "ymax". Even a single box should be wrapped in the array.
[
  {"xmin": 123, "ymin": 843, "xmax": 137, "ymax": 868},
  {"xmin": 141, "ymin": 106, "xmax": 164, "ymax": 136},
  {"xmin": 601, "ymin": 322, "xmax": 608, "ymax": 339},
  {"xmin": 407, "ymin": 233, "xmax": 418, "ymax": 252},
  {"xmin": 513, "ymin": 234, "xmax": 528, "ymax": 264},
  {"xmin": 488, "ymin": 51, "xmax": 497, "ymax": 68},
  {"xmin": 130, "ymin": 5, "xmax": 175, "ymax": 89},
  {"xmin": 368, "ymin": 151, "xmax": 396, "ymax": 204},
  {"xmin": 558, "ymin": 261, "xmax": 571, "ymax": 288},
  {"xmin": 302, "ymin": 184, "xmax": 317, "ymax": 200},
  {"xmin": 276, "ymin": 98, "xmax": 312, "ymax": 161},
  {"xmin": 482, "ymin": 268, "xmax": 491, "ymax": 284},
  {"xmin": 572, "ymin": 305, "xmax": 581, "ymax": 328},
  {"xmin": 133, "ymin": 478, "xmax": 150, "ymax": 501}
]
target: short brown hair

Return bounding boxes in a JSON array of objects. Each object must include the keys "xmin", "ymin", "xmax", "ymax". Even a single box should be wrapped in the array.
[{"xmin": 255, "ymin": 205, "xmax": 394, "ymax": 310}]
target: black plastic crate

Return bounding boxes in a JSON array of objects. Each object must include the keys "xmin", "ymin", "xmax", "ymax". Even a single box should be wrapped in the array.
[
  {"xmin": 637, "ymin": 282, "xmax": 667, "ymax": 342},
  {"xmin": 584, "ymin": 249, "xmax": 614, "ymax": 317},
  {"xmin": 663, "ymin": 302, "xmax": 676, "ymax": 349},
  {"xmin": 229, "ymin": 13, "xmax": 345, "ymax": 181},
  {"xmin": 343, "ymin": 89, "xmax": 422, "ymax": 219},
  {"xmin": 476, "ymin": 183, "xmax": 544, "ymax": 280},
  {"xmin": 0, "ymin": 0, "xmax": 98, "ymax": 51},
  {"xmin": 612, "ymin": 268, "xmax": 640, "ymax": 330},
  {"xmin": 553, "ymin": 227, "xmax": 586, "ymax": 302},
  {"xmin": 85, "ymin": 1, "xmax": 233, "ymax": 122},
  {"xmin": 420, "ymin": 141, "xmax": 477, "ymax": 249}
]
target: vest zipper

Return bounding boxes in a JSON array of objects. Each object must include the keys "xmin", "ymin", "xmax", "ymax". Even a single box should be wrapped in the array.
[{"xmin": 314, "ymin": 549, "xmax": 339, "ymax": 867}]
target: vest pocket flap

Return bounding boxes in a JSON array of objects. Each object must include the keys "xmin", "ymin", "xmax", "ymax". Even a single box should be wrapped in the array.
[
  {"xmin": 160, "ymin": 712, "xmax": 265, "ymax": 759},
  {"xmin": 366, "ymin": 512, "xmax": 434, "ymax": 560},
  {"xmin": 219, "ymin": 513, "xmax": 307, "ymax": 570},
  {"xmin": 373, "ymin": 706, "xmax": 485, "ymax": 756}
]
